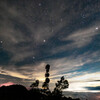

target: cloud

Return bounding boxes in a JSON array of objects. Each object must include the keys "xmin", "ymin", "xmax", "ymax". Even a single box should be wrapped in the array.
[
  {"xmin": 46, "ymin": 50, "xmax": 100, "ymax": 77},
  {"xmin": 64, "ymin": 26, "xmax": 99, "ymax": 48},
  {"xmin": 92, "ymin": 80, "xmax": 100, "ymax": 82},
  {"xmin": 85, "ymin": 86, "xmax": 100, "ymax": 90},
  {"xmin": 0, "ymin": 0, "xmax": 68, "ymax": 64},
  {"xmin": 0, "ymin": 49, "xmax": 100, "ymax": 91},
  {"xmin": 0, "ymin": 67, "xmax": 29, "ymax": 79},
  {"xmin": 63, "ymin": 91, "xmax": 100, "ymax": 100},
  {"xmin": 0, "ymin": 0, "xmax": 100, "ymax": 66},
  {"xmin": 51, "ymin": 24, "xmax": 100, "ymax": 54},
  {"xmin": 1, "ymin": 49, "xmax": 100, "ymax": 86},
  {"xmin": 66, "ymin": 72, "xmax": 100, "ymax": 92}
]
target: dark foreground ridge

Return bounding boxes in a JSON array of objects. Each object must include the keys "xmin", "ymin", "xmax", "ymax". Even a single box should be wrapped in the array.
[{"xmin": 0, "ymin": 84, "xmax": 80, "ymax": 100}]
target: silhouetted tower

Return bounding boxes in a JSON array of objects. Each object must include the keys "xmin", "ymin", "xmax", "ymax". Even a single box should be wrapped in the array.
[{"xmin": 42, "ymin": 64, "xmax": 50, "ymax": 90}]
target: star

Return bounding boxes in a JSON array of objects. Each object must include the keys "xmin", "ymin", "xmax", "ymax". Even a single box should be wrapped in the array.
[
  {"xmin": 33, "ymin": 56, "xmax": 35, "ymax": 59},
  {"xmin": 96, "ymin": 27, "xmax": 99, "ymax": 30},
  {"xmin": 60, "ymin": 18, "xmax": 63, "ymax": 22},
  {"xmin": 39, "ymin": 3, "xmax": 41, "ymax": 6},
  {"xmin": 0, "ymin": 41, "xmax": 3, "ymax": 43},
  {"xmin": 51, "ymin": 29, "xmax": 54, "ymax": 32},
  {"xmin": 82, "ymin": 15, "xmax": 85, "ymax": 18},
  {"xmin": 43, "ymin": 40, "xmax": 46, "ymax": 43}
]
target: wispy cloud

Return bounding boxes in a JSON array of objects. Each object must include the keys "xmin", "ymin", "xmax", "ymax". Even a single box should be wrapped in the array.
[
  {"xmin": 0, "ymin": 50, "xmax": 100, "ymax": 91},
  {"xmin": 66, "ymin": 72, "xmax": 100, "ymax": 92},
  {"xmin": 85, "ymin": 86, "xmax": 100, "ymax": 91},
  {"xmin": 52, "ymin": 25, "xmax": 100, "ymax": 54},
  {"xmin": 0, "ymin": 67, "xmax": 29, "ymax": 79},
  {"xmin": 63, "ymin": 92, "xmax": 100, "ymax": 100},
  {"xmin": 64, "ymin": 25, "xmax": 100, "ymax": 48}
]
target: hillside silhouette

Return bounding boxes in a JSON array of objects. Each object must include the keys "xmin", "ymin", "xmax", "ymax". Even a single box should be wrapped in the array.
[
  {"xmin": 0, "ymin": 84, "xmax": 80, "ymax": 100},
  {"xmin": 0, "ymin": 64, "xmax": 80, "ymax": 100}
]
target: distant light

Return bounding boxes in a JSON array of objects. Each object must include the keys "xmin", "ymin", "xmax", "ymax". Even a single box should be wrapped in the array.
[{"xmin": 96, "ymin": 27, "xmax": 99, "ymax": 30}]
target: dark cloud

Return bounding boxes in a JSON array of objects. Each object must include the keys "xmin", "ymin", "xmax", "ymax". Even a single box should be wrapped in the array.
[
  {"xmin": 0, "ymin": 74, "xmax": 22, "ymax": 83},
  {"xmin": 63, "ymin": 91, "xmax": 100, "ymax": 100},
  {"xmin": 15, "ymin": 56, "xmax": 34, "ymax": 66},
  {"xmin": 85, "ymin": 86, "xmax": 100, "ymax": 90},
  {"xmin": 0, "ymin": 74, "xmax": 33, "ymax": 86},
  {"xmin": 0, "ymin": 49, "xmax": 12, "ymax": 65},
  {"xmin": 85, "ymin": 80, "xmax": 100, "ymax": 82},
  {"xmin": 93, "ymin": 80, "xmax": 100, "ymax": 82}
]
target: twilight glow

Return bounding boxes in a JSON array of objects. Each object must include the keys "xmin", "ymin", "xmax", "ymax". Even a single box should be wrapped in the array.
[{"xmin": 0, "ymin": 82, "xmax": 15, "ymax": 87}]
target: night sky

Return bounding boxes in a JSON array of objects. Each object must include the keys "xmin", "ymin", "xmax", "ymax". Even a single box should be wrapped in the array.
[{"xmin": 0, "ymin": 0, "xmax": 100, "ymax": 98}]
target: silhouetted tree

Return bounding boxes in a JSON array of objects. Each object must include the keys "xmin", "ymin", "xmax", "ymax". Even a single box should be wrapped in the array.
[
  {"xmin": 53, "ymin": 76, "xmax": 69, "ymax": 96},
  {"xmin": 42, "ymin": 64, "xmax": 50, "ymax": 90},
  {"xmin": 30, "ymin": 80, "xmax": 39, "ymax": 88},
  {"xmin": 55, "ymin": 76, "xmax": 69, "ymax": 90}
]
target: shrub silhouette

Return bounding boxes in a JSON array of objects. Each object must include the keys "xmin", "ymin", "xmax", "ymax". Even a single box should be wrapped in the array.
[
  {"xmin": 30, "ymin": 80, "xmax": 39, "ymax": 88},
  {"xmin": 55, "ymin": 76, "xmax": 69, "ymax": 90}
]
